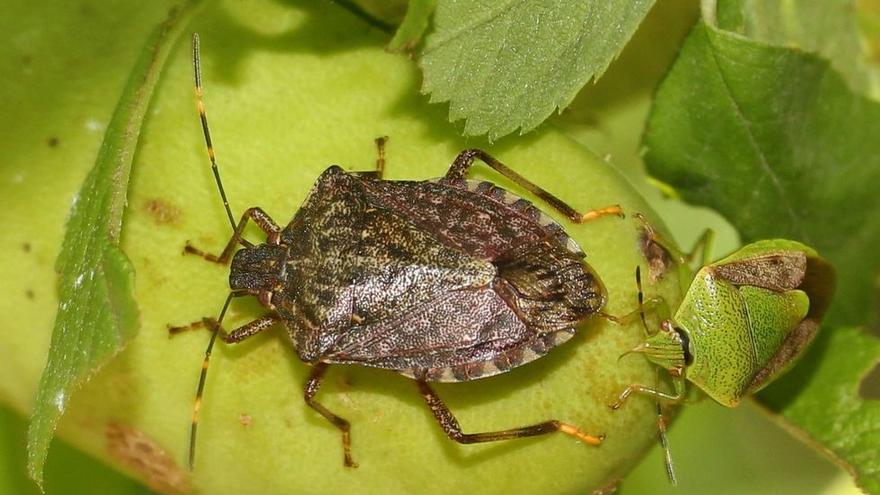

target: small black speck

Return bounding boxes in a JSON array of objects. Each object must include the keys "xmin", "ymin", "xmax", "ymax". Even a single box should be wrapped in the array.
[
  {"xmin": 25, "ymin": 289, "xmax": 35, "ymax": 300},
  {"xmin": 22, "ymin": 242, "xmax": 31, "ymax": 253},
  {"xmin": 47, "ymin": 137, "xmax": 59, "ymax": 148}
]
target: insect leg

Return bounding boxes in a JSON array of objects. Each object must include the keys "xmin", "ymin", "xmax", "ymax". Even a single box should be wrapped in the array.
[
  {"xmin": 598, "ymin": 299, "xmax": 666, "ymax": 329},
  {"xmin": 192, "ymin": 33, "xmax": 236, "ymax": 232},
  {"xmin": 184, "ymin": 207, "xmax": 281, "ymax": 264},
  {"xmin": 352, "ymin": 136, "xmax": 388, "ymax": 179},
  {"xmin": 656, "ymin": 401, "xmax": 678, "ymax": 485},
  {"xmin": 416, "ymin": 380, "xmax": 603, "ymax": 446},
  {"xmin": 636, "ymin": 213, "xmax": 715, "ymax": 267},
  {"xmin": 168, "ymin": 319, "xmax": 211, "ymax": 336},
  {"xmin": 609, "ymin": 375, "xmax": 687, "ymax": 410},
  {"xmin": 304, "ymin": 362, "xmax": 357, "ymax": 467},
  {"xmin": 443, "ymin": 149, "xmax": 623, "ymax": 223},
  {"xmin": 211, "ymin": 315, "xmax": 277, "ymax": 342},
  {"xmin": 600, "ymin": 267, "xmax": 672, "ymax": 336},
  {"xmin": 169, "ymin": 314, "xmax": 277, "ymax": 342},
  {"xmin": 175, "ymin": 290, "xmax": 277, "ymax": 469},
  {"xmin": 685, "ymin": 228, "xmax": 715, "ymax": 267}
]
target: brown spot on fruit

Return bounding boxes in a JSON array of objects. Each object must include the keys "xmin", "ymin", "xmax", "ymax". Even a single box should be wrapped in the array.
[
  {"xmin": 25, "ymin": 289, "xmax": 34, "ymax": 300},
  {"xmin": 47, "ymin": 137, "xmax": 59, "ymax": 148},
  {"xmin": 144, "ymin": 198, "xmax": 181, "ymax": 226},
  {"xmin": 639, "ymin": 227, "xmax": 674, "ymax": 283},
  {"xmin": 239, "ymin": 413, "xmax": 253, "ymax": 427},
  {"xmin": 591, "ymin": 477, "xmax": 621, "ymax": 495},
  {"xmin": 22, "ymin": 242, "xmax": 31, "ymax": 253},
  {"xmin": 106, "ymin": 423, "xmax": 188, "ymax": 495}
]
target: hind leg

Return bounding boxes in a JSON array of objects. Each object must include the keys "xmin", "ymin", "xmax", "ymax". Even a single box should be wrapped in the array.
[
  {"xmin": 416, "ymin": 380, "xmax": 603, "ymax": 446},
  {"xmin": 444, "ymin": 149, "xmax": 623, "ymax": 224}
]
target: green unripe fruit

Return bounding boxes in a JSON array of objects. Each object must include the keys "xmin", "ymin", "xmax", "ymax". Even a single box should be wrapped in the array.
[{"xmin": 2, "ymin": 4, "xmax": 686, "ymax": 494}]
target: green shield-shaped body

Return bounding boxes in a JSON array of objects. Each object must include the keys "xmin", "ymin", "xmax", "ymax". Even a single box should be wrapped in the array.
[{"xmin": 673, "ymin": 239, "xmax": 833, "ymax": 407}]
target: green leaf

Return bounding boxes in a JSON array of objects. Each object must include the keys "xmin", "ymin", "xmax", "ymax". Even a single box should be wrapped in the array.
[
  {"xmin": 420, "ymin": 0, "xmax": 656, "ymax": 140},
  {"xmin": 25, "ymin": 2, "xmax": 200, "ymax": 488},
  {"xmin": 644, "ymin": 20, "xmax": 880, "ymax": 492},
  {"xmin": 760, "ymin": 327, "xmax": 880, "ymax": 494},
  {"xmin": 714, "ymin": 0, "xmax": 880, "ymax": 98},
  {"xmin": 387, "ymin": 0, "xmax": 437, "ymax": 52}
]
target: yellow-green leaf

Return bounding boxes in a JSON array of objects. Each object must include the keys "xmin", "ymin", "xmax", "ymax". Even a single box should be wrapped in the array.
[{"xmin": 25, "ymin": 2, "xmax": 201, "ymax": 487}]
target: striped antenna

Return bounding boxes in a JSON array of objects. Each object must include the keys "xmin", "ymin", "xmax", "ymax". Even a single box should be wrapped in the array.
[
  {"xmin": 187, "ymin": 33, "xmax": 236, "ymax": 471},
  {"xmin": 187, "ymin": 292, "xmax": 234, "ymax": 470},
  {"xmin": 637, "ymin": 266, "xmax": 678, "ymax": 485},
  {"xmin": 656, "ymin": 400, "xmax": 678, "ymax": 485},
  {"xmin": 192, "ymin": 33, "xmax": 237, "ymax": 232},
  {"xmin": 635, "ymin": 266, "xmax": 651, "ymax": 337}
]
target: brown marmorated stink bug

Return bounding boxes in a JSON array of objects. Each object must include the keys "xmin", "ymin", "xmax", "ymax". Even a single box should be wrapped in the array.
[{"xmin": 171, "ymin": 34, "xmax": 624, "ymax": 470}]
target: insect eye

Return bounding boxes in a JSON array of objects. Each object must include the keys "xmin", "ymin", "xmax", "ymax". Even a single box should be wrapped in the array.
[{"xmin": 673, "ymin": 327, "xmax": 693, "ymax": 366}]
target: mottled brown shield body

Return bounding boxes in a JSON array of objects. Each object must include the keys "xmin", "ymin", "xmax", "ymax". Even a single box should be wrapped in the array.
[
  {"xmin": 180, "ymin": 34, "xmax": 619, "ymax": 470},
  {"xmin": 232, "ymin": 165, "xmax": 605, "ymax": 382}
]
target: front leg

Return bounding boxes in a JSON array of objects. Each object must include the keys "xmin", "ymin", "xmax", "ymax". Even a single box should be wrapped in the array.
[
  {"xmin": 169, "ymin": 314, "xmax": 278, "ymax": 343},
  {"xmin": 185, "ymin": 207, "xmax": 281, "ymax": 264},
  {"xmin": 636, "ymin": 213, "xmax": 715, "ymax": 267},
  {"xmin": 610, "ymin": 374, "xmax": 687, "ymax": 410}
]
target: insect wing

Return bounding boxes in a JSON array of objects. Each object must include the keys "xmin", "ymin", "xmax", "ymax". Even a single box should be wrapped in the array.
[
  {"xmin": 359, "ymin": 178, "xmax": 578, "ymax": 261},
  {"xmin": 710, "ymin": 246, "xmax": 807, "ymax": 292},
  {"xmin": 738, "ymin": 285, "xmax": 814, "ymax": 395},
  {"xmin": 358, "ymin": 177, "xmax": 605, "ymax": 328},
  {"xmin": 710, "ymin": 239, "xmax": 835, "ymax": 326},
  {"xmin": 325, "ymin": 286, "xmax": 576, "ymax": 381}
]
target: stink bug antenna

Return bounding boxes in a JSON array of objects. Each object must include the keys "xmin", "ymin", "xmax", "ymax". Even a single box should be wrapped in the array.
[
  {"xmin": 189, "ymin": 291, "xmax": 235, "ymax": 470},
  {"xmin": 636, "ymin": 266, "xmax": 651, "ymax": 337},
  {"xmin": 637, "ymin": 266, "xmax": 678, "ymax": 484},
  {"xmin": 192, "ymin": 33, "xmax": 237, "ymax": 232},
  {"xmin": 656, "ymin": 399, "xmax": 678, "ymax": 485}
]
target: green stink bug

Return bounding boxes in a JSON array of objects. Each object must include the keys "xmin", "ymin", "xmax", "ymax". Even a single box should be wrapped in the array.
[
  {"xmin": 611, "ymin": 223, "xmax": 835, "ymax": 481},
  {"xmin": 614, "ymin": 236, "xmax": 834, "ymax": 407}
]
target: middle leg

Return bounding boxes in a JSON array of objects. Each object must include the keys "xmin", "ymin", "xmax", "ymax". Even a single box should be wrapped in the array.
[{"xmin": 304, "ymin": 362, "xmax": 357, "ymax": 467}]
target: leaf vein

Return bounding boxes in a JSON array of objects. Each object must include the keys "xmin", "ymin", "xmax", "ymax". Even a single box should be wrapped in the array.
[{"xmin": 704, "ymin": 30, "xmax": 806, "ymax": 240}]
